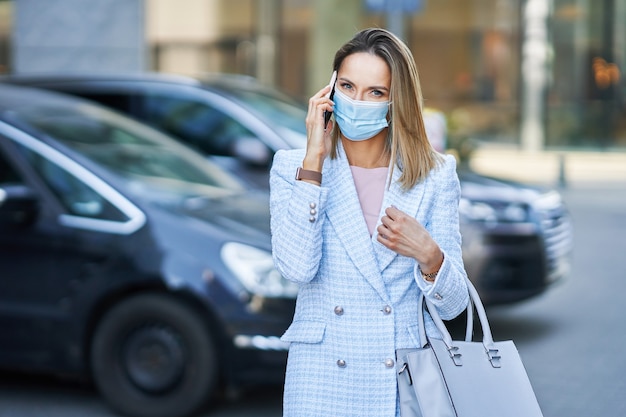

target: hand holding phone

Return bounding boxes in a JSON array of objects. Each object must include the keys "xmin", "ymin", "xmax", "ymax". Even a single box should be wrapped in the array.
[{"xmin": 323, "ymin": 71, "xmax": 337, "ymax": 130}]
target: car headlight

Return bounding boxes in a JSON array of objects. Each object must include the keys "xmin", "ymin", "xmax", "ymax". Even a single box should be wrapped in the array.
[
  {"xmin": 459, "ymin": 198, "xmax": 528, "ymax": 224},
  {"xmin": 221, "ymin": 242, "xmax": 298, "ymax": 299},
  {"xmin": 532, "ymin": 190, "xmax": 563, "ymax": 211}
]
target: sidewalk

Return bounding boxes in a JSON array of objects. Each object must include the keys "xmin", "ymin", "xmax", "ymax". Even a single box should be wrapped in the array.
[{"xmin": 467, "ymin": 148, "xmax": 626, "ymax": 188}]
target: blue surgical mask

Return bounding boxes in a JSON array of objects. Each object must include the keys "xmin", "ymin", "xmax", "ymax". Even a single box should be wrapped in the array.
[{"xmin": 333, "ymin": 89, "xmax": 390, "ymax": 141}]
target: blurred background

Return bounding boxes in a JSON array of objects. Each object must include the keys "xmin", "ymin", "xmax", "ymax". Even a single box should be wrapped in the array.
[
  {"xmin": 1, "ymin": 0, "xmax": 625, "ymax": 171},
  {"xmin": 0, "ymin": 1, "xmax": 625, "ymax": 417}
]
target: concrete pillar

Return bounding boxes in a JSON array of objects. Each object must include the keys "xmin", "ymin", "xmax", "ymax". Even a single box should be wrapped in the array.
[
  {"xmin": 0, "ymin": 2, "xmax": 10, "ymax": 74},
  {"xmin": 519, "ymin": 0, "xmax": 552, "ymax": 151},
  {"xmin": 256, "ymin": 0, "xmax": 280, "ymax": 87},
  {"xmin": 12, "ymin": 0, "xmax": 145, "ymax": 74},
  {"xmin": 308, "ymin": 0, "xmax": 362, "ymax": 97}
]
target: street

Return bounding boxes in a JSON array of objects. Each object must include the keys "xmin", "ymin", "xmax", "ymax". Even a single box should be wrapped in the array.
[
  {"xmin": 0, "ymin": 182, "xmax": 625, "ymax": 417},
  {"xmin": 487, "ymin": 182, "xmax": 626, "ymax": 417}
]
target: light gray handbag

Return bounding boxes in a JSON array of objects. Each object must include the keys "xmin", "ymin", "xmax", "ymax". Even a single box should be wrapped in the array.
[{"xmin": 396, "ymin": 279, "xmax": 544, "ymax": 417}]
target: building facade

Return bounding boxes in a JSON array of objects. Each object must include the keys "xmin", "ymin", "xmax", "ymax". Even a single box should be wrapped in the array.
[{"xmin": 2, "ymin": 0, "xmax": 625, "ymax": 150}]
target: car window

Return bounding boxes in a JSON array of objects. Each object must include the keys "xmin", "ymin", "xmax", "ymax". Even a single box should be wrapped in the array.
[
  {"xmin": 11, "ymin": 103, "xmax": 243, "ymax": 198},
  {"xmin": 73, "ymin": 92, "xmax": 135, "ymax": 115},
  {"xmin": 0, "ymin": 148, "xmax": 22, "ymax": 185},
  {"xmin": 27, "ymin": 114, "xmax": 209, "ymax": 184},
  {"xmin": 223, "ymin": 88, "xmax": 307, "ymax": 148},
  {"xmin": 14, "ymin": 142, "xmax": 129, "ymax": 221},
  {"xmin": 142, "ymin": 94, "xmax": 254, "ymax": 157}
]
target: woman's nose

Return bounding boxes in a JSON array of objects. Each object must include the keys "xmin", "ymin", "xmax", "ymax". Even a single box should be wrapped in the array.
[{"xmin": 352, "ymin": 90, "xmax": 365, "ymax": 101}]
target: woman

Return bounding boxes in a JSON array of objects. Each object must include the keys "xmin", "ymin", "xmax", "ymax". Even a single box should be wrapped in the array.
[{"xmin": 270, "ymin": 28, "xmax": 469, "ymax": 417}]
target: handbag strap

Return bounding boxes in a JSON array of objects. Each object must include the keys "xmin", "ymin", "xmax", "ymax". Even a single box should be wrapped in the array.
[
  {"xmin": 465, "ymin": 294, "xmax": 474, "ymax": 342},
  {"xmin": 418, "ymin": 278, "xmax": 497, "ymax": 354}
]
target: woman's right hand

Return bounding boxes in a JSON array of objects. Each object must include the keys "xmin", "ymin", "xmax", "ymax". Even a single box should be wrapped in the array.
[{"xmin": 303, "ymin": 85, "xmax": 334, "ymax": 172}]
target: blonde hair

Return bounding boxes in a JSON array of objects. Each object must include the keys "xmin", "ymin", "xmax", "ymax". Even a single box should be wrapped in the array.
[{"xmin": 329, "ymin": 28, "xmax": 442, "ymax": 190}]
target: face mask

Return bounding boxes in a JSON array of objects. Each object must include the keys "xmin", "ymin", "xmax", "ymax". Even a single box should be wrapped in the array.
[{"xmin": 333, "ymin": 89, "xmax": 390, "ymax": 141}]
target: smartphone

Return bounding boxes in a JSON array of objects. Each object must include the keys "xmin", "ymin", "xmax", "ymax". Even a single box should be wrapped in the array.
[{"xmin": 323, "ymin": 70, "xmax": 337, "ymax": 130}]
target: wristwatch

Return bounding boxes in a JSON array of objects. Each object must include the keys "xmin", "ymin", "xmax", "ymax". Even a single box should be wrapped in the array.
[{"xmin": 295, "ymin": 167, "xmax": 322, "ymax": 184}]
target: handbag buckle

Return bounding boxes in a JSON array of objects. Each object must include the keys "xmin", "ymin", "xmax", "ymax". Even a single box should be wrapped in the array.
[
  {"xmin": 486, "ymin": 348, "xmax": 502, "ymax": 368},
  {"xmin": 399, "ymin": 362, "xmax": 413, "ymax": 385},
  {"xmin": 448, "ymin": 346, "xmax": 463, "ymax": 366}
]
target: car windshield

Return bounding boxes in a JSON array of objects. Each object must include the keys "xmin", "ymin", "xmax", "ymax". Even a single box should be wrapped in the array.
[
  {"xmin": 12, "ymin": 102, "xmax": 245, "ymax": 198},
  {"xmin": 214, "ymin": 84, "xmax": 308, "ymax": 149}
]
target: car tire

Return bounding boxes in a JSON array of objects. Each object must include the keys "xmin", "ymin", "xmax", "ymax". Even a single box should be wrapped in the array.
[{"xmin": 91, "ymin": 293, "xmax": 218, "ymax": 417}]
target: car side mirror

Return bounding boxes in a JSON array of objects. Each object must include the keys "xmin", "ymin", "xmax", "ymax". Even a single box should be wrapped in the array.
[
  {"xmin": 231, "ymin": 137, "xmax": 272, "ymax": 167},
  {"xmin": 0, "ymin": 184, "xmax": 40, "ymax": 229}
]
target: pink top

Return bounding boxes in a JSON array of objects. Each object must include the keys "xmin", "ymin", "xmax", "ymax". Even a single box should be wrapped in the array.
[{"xmin": 350, "ymin": 166, "xmax": 389, "ymax": 236}]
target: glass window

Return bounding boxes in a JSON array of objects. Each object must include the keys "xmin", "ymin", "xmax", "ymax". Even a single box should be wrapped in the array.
[
  {"xmin": 20, "ymin": 108, "xmax": 202, "ymax": 182},
  {"xmin": 142, "ymin": 94, "xmax": 254, "ymax": 156},
  {"xmin": 14, "ymin": 142, "xmax": 129, "ymax": 221},
  {"xmin": 219, "ymin": 87, "xmax": 308, "ymax": 148},
  {"xmin": 74, "ymin": 92, "xmax": 135, "ymax": 115},
  {"xmin": 548, "ymin": 0, "xmax": 626, "ymax": 149},
  {"xmin": 11, "ymin": 100, "xmax": 243, "ymax": 199},
  {"xmin": 407, "ymin": 1, "xmax": 521, "ymax": 148},
  {"xmin": 0, "ymin": 147, "xmax": 22, "ymax": 185}
]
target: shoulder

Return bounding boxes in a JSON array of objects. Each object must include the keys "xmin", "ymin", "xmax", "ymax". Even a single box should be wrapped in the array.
[
  {"xmin": 417, "ymin": 153, "xmax": 460, "ymax": 198},
  {"xmin": 428, "ymin": 153, "xmax": 458, "ymax": 182}
]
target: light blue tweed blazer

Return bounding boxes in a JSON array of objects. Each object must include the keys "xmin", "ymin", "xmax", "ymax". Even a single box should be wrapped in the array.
[{"xmin": 270, "ymin": 145, "xmax": 469, "ymax": 417}]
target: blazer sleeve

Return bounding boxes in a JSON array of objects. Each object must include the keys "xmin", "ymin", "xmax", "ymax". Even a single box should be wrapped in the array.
[
  {"xmin": 415, "ymin": 155, "xmax": 469, "ymax": 320},
  {"xmin": 269, "ymin": 149, "xmax": 329, "ymax": 284}
]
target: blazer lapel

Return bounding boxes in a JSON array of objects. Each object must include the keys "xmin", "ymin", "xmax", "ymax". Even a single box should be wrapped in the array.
[
  {"xmin": 372, "ymin": 164, "xmax": 428, "ymax": 273},
  {"xmin": 324, "ymin": 149, "xmax": 391, "ymax": 302}
]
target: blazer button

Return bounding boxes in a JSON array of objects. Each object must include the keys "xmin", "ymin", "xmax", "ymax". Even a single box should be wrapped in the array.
[
  {"xmin": 309, "ymin": 202, "xmax": 316, "ymax": 209},
  {"xmin": 309, "ymin": 216, "xmax": 316, "ymax": 223},
  {"xmin": 382, "ymin": 305, "xmax": 392, "ymax": 314},
  {"xmin": 434, "ymin": 293, "xmax": 443, "ymax": 300},
  {"xmin": 337, "ymin": 359, "xmax": 346, "ymax": 368},
  {"xmin": 334, "ymin": 306, "xmax": 344, "ymax": 316},
  {"xmin": 384, "ymin": 358, "xmax": 395, "ymax": 368}
]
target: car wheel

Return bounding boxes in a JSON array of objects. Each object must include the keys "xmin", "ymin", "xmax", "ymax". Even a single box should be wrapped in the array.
[{"xmin": 91, "ymin": 293, "xmax": 218, "ymax": 417}]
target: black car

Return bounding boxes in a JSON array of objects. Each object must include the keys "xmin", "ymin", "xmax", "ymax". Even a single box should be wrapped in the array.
[
  {"xmin": 456, "ymin": 171, "xmax": 572, "ymax": 304},
  {"xmin": 0, "ymin": 84, "xmax": 296, "ymax": 417},
  {"xmin": 0, "ymin": 73, "xmax": 574, "ymax": 305},
  {"xmin": 2, "ymin": 73, "xmax": 308, "ymax": 191}
]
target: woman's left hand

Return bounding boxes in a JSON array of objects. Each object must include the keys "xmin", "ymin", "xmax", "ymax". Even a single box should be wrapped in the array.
[{"xmin": 377, "ymin": 206, "xmax": 443, "ymax": 273}]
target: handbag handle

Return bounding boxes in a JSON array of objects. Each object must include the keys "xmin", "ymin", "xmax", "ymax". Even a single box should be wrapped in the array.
[{"xmin": 418, "ymin": 278, "xmax": 499, "ymax": 365}]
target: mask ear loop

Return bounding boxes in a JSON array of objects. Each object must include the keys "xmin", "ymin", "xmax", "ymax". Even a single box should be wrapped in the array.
[
  {"xmin": 379, "ymin": 100, "xmax": 392, "ymax": 157},
  {"xmin": 386, "ymin": 86, "xmax": 393, "ymax": 124}
]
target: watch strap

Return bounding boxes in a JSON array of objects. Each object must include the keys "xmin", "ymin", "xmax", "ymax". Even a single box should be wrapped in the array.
[{"xmin": 295, "ymin": 167, "xmax": 322, "ymax": 184}]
